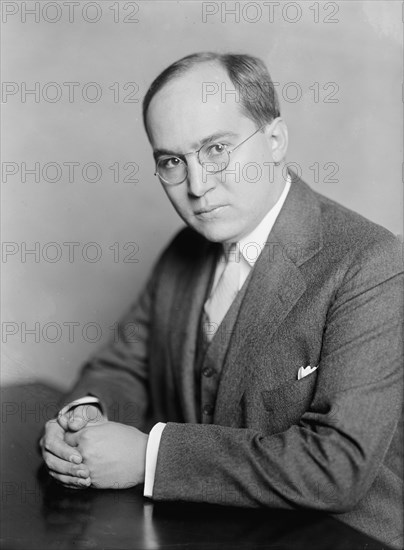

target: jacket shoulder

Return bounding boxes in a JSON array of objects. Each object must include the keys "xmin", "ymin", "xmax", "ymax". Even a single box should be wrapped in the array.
[{"xmin": 309, "ymin": 185, "xmax": 400, "ymax": 250}]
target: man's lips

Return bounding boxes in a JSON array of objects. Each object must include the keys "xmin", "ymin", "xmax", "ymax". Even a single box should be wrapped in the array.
[{"xmin": 194, "ymin": 205, "xmax": 227, "ymax": 215}]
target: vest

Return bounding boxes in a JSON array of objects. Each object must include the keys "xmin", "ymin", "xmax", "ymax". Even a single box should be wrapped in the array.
[{"xmin": 193, "ymin": 259, "xmax": 255, "ymax": 424}]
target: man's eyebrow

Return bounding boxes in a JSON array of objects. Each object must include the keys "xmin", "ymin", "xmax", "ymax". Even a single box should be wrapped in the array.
[
  {"xmin": 153, "ymin": 131, "xmax": 239, "ymax": 160},
  {"xmin": 153, "ymin": 148, "xmax": 179, "ymax": 160}
]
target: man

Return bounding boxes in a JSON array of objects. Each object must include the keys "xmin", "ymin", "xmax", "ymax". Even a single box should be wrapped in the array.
[{"xmin": 40, "ymin": 53, "xmax": 403, "ymax": 547}]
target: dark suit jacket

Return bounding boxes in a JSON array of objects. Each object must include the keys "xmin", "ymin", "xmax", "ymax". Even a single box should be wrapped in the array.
[{"xmin": 65, "ymin": 173, "xmax": 403, "ymax": 548}]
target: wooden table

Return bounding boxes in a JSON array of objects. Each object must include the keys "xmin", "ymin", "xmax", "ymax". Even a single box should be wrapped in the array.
[{"xmin": 1, "ymin": 384, "xmax": 395, "ymax": 550}]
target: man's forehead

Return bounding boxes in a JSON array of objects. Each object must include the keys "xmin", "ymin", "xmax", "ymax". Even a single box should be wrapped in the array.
[
  {"xmin": 147, "ymin": 63, "xmax": 248, "ymax": 148},
  {"xmin": 153, "ymin": 61, "xmax": 230, "ymax": 103}
]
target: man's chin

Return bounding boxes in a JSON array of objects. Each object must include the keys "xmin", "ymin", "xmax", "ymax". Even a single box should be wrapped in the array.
[{"xmin": 189, "ymin": 221, "xmax": 237, "ymax": 244}]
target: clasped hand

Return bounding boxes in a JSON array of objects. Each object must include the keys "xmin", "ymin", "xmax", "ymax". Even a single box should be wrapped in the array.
[{"xmin": 39, "ymin": 404, "xmax": 148, "ymax": 489}]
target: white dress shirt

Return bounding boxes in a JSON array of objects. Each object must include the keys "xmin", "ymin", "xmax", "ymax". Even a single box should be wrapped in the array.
[{"xmin": 61, "ymin": 175, "xmax": 292, "ymax": 498}]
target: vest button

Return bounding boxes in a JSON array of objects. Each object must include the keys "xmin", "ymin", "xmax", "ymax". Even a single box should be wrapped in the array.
[
  {"xmin": 202, "ymin": 367, "xmax": 214, "ymax": 378},
  {"xmin": 203, "ymin": 404, "xmax": 213, "ymax": 416}
]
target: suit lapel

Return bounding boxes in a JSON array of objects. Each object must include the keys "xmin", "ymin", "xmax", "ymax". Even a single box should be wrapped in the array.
[{"xmin": 214, "ymin": 174, "xmax": 323, "ymax": 424}]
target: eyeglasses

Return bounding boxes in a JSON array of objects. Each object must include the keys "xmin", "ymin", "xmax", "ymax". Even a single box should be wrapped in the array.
[{"xmin": 154, "ymin": 125, "xmax": 264, "ymax": 185}]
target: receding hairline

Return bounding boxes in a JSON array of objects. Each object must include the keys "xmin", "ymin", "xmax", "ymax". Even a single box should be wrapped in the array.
[
  {"xmin": 145, "ymin": 60, "xmax": 232, "ymax": 119},
  {"xmin": 143, "ymin": 52, "xmax": 281, "ymax": 138}
]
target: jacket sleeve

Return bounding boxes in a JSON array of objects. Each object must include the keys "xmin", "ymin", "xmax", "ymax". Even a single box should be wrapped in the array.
[
  {"xmin": 61, "ymin": 253, "xmax": 161, "ymax": 431},
  {"xmin": 152, "ymin": 234, "xmax": 403, "ymax": 513}
]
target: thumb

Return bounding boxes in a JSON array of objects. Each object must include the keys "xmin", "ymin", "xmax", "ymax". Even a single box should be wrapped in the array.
[
  {"xmin": 67, "ymin": 413, "xmax": 88, "ymax": 432},
  {"xmin": 64, "ymin": 430, "xmax": 80, "ymax": 446}
]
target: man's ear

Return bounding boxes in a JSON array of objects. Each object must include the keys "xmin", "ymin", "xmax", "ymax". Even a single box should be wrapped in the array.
[{"xmin": 263, "ymin": 117, "xmax": 288, "ymax": 164}]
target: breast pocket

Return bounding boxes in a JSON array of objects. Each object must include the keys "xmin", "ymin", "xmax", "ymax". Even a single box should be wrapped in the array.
[{"xmin": 261, "ymin": 370, "xmax": 318, "ymax": 433}]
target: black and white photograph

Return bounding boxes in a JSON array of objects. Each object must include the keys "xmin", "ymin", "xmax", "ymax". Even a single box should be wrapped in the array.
[{"xmin": 1, "ymin": 1, "xmax": 403, "ymax": 549}]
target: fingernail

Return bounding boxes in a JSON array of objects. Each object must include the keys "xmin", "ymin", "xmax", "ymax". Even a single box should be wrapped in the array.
[
  {"xmin": 70, "ymin": 455, "xmax": 82, "ymax": 464},
  {"xmin": 78, "ymin": 478, "xmax": 90, "ymax": 486},
  {"xmin": 77, "ymin": 470, "xmax": 88, "ymax": 478}
]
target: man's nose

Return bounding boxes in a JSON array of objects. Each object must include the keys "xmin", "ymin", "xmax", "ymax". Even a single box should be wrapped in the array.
[{"xmin": 186, "ymin": 156, "xmax": 216, "ymax": 197}]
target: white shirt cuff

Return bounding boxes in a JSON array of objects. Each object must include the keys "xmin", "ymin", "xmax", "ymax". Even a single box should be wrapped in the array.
[
  {"xmin": 143, "ymin": 422, "xmax": 166, "ymax": 498},
  {"xmin": 58, "ymin": 396, "xmax": 103, "ymax": 418}
]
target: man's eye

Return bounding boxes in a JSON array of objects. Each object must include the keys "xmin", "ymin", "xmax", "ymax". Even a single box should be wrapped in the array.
[
  {"xmin": 160, "ymin": 157, "xmax": 182, "ymax": 169},
  {"xmin": 205, "ymin": 143, "xmax": 227, "ymax": 157}
]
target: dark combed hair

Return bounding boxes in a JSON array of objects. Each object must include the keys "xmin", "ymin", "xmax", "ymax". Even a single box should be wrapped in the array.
[{"xmin": 142, "ymin": 52, "xmax": 281, "ymax": 134}]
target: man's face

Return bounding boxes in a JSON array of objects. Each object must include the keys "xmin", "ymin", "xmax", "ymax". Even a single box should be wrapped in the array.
[{"xmin": 146, "ymin": 63, "xmax": 281, "ymax": 243}]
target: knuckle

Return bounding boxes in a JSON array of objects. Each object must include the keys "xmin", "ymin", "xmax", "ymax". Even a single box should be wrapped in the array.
[
  {"xmin": 43, "ymin": 453, "xmax": 55, "ymax": 470},
  {"xmin": 44, "ymin": 437, "xmax": 59, "ymax": 454},
  {"xmin": 57, "ymin": 414, "xmax": 67, "ymax": 426},
  {"xmin": 69, "ymin": 464, "xmax": 79, "ymax": 476},
  {"xmin": 46, "ymin": 418, "xmax": 57, "ymax": 429}
]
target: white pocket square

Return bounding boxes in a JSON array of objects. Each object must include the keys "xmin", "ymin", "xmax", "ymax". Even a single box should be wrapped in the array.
[{"xmin": 297, "ymin": 365, "xmax": 318, "ymax": 380}]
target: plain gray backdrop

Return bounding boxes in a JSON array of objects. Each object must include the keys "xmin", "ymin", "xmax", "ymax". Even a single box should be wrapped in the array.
[{"xmin": 2, "ymin": 0, "xmax": 402, "ymax": 389}]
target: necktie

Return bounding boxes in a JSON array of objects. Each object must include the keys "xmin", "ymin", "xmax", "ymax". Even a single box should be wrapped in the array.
[{"xmin": 203, "ymin": 243, "xmax": 240, "ymax": 341}]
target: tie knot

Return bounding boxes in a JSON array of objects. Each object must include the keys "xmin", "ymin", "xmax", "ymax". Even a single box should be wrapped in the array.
[{"xmin": 223, "ymin": 242, "xmax": 239, "ymax": 264}]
